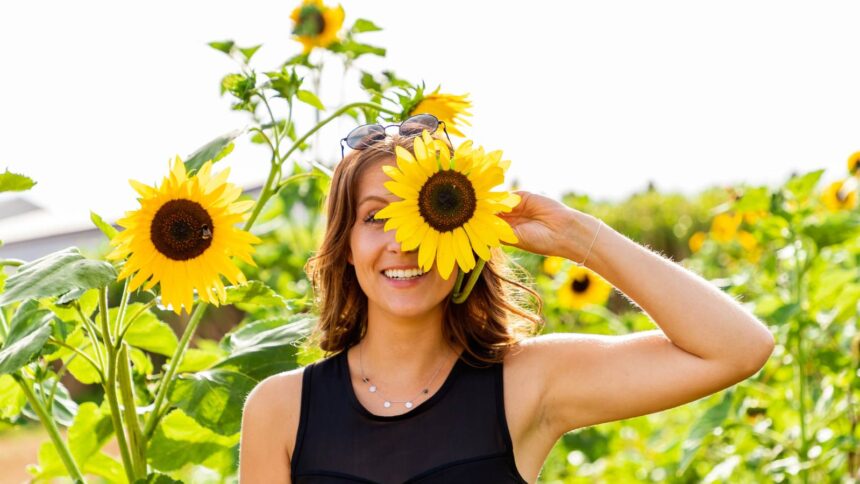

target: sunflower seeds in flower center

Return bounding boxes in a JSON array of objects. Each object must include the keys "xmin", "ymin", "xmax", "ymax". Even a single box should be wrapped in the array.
[
  {"xmin": 419, "ymin": 170, "xmax": 477, "ymax": 232},
  {"xmin": 151, "ymin": 199, "xmax": 214, "ymax": 261}
]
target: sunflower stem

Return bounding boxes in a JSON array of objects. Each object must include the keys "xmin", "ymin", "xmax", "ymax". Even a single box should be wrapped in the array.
[
  {"xmin": 99, "ymin": 288, "xmax": 137, "ymax": 484},
  {"xmin": 47, "ymin": 337, "xmax": 105, "ymax": 383},
  {"xmin": 117, "ymin": 343, "xmax": 147, "ymax": 478},
  {"xmin": 143, "ymin": 302, "xmax": 208, "ymax": 441},
  {"xmin": 13, "ymin": 373, "xmax": 86, "ymax": 483},
  {"xmin": 75, "ymin": 302, "xmax": 106, "ymax": 375},
  {"xmin": 452, "ymin": 259, "xmax": 486, "ymax": 304},
  {"xmin": 113, "ymin": 279, "xmax": 130, "ymax": 344}
]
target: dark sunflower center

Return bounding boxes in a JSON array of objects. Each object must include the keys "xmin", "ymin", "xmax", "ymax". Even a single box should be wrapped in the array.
[
  {"xmin": 293, "ymin": 6, "xmax": 326, "ymax": 36},
  {"xmin": 151, "ymin": 199, "xmax": 214, "ymax": 261},
  {"xmin": 571, "ymin": 274, "xmax": 591, "ymax": 293},
  {"xmin": 418, "ymin": 170, "xmax": 477, "ymax": 232}
]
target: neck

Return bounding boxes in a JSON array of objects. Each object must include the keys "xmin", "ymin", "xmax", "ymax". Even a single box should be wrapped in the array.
[{"xmin": 354, "ymin": 303, "xmax": 462, "ymax": 385}]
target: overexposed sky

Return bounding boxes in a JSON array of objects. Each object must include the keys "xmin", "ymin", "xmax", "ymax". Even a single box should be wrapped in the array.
[{"xmin": 2, "ymin": 1, "xmax": 859, "ymax": 240}]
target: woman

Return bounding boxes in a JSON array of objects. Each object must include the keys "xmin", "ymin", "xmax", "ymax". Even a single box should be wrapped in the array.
[{"xmin": 239, "ymin": 124, "xmax": 775, "ymax": 483}]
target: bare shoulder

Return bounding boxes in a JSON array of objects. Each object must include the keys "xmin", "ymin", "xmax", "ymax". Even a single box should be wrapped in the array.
[{"xmin": 239, "ymin": 367, "xmax": 306, "ymax": 483}]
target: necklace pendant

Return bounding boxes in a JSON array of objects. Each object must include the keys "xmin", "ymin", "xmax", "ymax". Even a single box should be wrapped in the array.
[
  {"xmin": 383, "ymin": 401, "xmax": 391, "ymax": 408},
  {"xmin": 369, "ymin": 385, "xmax": 377, "ymax": 393},
  {"xmin": 405, "ymin": 401, "xmax": 413, "ymax": 409}
]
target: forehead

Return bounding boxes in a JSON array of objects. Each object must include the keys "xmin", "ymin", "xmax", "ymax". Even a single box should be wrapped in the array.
[{"xmin": 356, "ymin": 158, "xmax": 398, "ymax": 206}]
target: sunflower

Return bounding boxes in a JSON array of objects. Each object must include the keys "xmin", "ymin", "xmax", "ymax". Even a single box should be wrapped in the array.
[
  {"xmin": 374, "ymin": 131, "xmax": 520, "ymax": 289},
  {"xmin": 848, "ymin": 151, "xmax": 860, "ymax": 175},
  {"xmin": 290, "ymin": 0, "xmax": 345, "ymax": 54},
  {"xmin": 557, "ymin": 266, "xmax": 612, "ymax": 310},
  {"xmin": 107, "ymin": 157, "xmax": 261, "ymax": 314},
  {"xmin": 410, "ymin": 87, "xmax": 472, "ymax": 138},
  {"xmin": 542, "ymin": 256, "xmax": 565, "ymax": 276},
  {"xmin": 821, "ymin": 179, "xmax": 858, "ymax": 212},
  {"xmin": 688, "ymin": 231, "xmax": 707, "ymax": 253},
  {"xmin": 709, "ymin": 212, "xmax": 742, "ymax": 243}
]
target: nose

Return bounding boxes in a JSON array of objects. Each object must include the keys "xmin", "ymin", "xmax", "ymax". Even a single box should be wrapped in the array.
[{"xmin": 385, "ymin": 230, "xmax": 416, "ymax": 254}]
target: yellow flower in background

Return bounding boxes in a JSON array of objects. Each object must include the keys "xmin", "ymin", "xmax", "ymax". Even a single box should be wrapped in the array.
[
  {"xmin": 736, "ymin": 230, "xmax": 758, "ymax": 252},
  {"xmin": 108, "ymin": 157, "xmax": 261, "ymax": 314},
  {"xmin": 410, "ymin": 87, "xmax": 473, "ymax": 138},
  {"xmin": 374, "ymin": 130, "xmax": 520, "ymax": 280},
  {"xmin": 290, "ymin": 0, "xmax": 345, "ymax": 54},
  {"xmin": 848, "ymin": 151, "xmax": 860, "ymax": 175},
  {"xmin": 557, "ymin": 266, "xmax": 613, "ymax": 310},
  {"xmin": 709, "ymin": 212, "xmax": 742, "ymax": 243},
  {"xmin": 821, "ymin": 179, "xmax": 858, "ymax": 212},
  {"xmin": 742, "ymin": 209, "xmax": 767, "ymax": 225},
  {"xmin": 542, "ymin": 256, "xmax": 565, "ymax": 276},
  {"xmin": 688, "ymin": 231, "xmax": 706, "ymax": 253}
]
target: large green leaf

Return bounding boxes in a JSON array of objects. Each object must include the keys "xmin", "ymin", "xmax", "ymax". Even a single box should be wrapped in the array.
[
  {"xmin": 0, "ymin": 300, "xmax": 54, "ymax": 374},
  {"xmin": 168, "ymin": 368, "xmax": 258, "ymax": 435},
  {"xmin": 801, "ymin": 211, "xmax": 860, "ymax": 249},
  {"xmin": 678, "ymin": 389, "xmax": 734, "ymax": 474},
  {"xmin": 225, "ymin": 281, "xmax": 290, "ymax": 311},
  {"xmin": 0, "ymin": 169, "xmax": 36, "ymax": 192},
  {"xmin": 214, "ymin": 315, "xmax": 314, "ymax": 380},
  {"xmin": 783, "ymin": 169, "xmax": 824, "ymax": 203},
  {"xmin": 113, "ymin": 303, "xmax": 178, "ymax": 356},
  {"xmin": 184, "ymin": 129, "xmax": 243, "ymax": 174},
  {"xmin": 147, "ymin": 409, "xmax": 238, "ymax": 473},
  {"xmin": 0, "ymin": 247, "xmax": 116, "ymax": 307},
  {"xmin": 0, "ymin": 374, "xmax": 25, "ymax": 420}
]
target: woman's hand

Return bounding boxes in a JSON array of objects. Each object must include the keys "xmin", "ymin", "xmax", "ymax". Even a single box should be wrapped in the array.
[{"xmin": 496, "ymin": 190, "xmax": 600, "ymax": 262}]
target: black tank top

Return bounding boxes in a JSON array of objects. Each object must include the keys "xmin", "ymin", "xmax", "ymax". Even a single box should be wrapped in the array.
[{"xmin": 290, "ymin": 348, "xmax": 528, "ymax": 483}]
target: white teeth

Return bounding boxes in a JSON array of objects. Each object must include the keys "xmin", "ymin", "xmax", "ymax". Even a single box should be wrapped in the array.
[{"xmin": 383, "ymin": 268, "xmax": 425, "ymax": 279}]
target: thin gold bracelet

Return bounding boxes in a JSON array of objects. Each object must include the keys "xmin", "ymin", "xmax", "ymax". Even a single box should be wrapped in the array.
[{"xmin": 574, "ymin": 219, "xmax": 603, "ymax": 267}]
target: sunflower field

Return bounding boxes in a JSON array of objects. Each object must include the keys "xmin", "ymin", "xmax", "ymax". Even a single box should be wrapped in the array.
[{"xmin": 1, "ymin": 2, "xmax": 859, "ymax": 483}]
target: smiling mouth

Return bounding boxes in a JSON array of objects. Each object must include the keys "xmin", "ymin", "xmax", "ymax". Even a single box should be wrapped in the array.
[{"xmin": 381, "ymin": 268, "xmax": 427, "ymax": 280}]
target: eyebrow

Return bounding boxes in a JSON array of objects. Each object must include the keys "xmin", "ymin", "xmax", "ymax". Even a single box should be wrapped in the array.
[{"xmin": 358, "ymin": 194, "xmax": 394, "ymax": 207}]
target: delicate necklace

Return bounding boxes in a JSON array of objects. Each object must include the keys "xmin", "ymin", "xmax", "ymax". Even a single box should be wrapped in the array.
[{"xmin": 358, "ymin": 342, "xmax": 453, "ymax": 409}]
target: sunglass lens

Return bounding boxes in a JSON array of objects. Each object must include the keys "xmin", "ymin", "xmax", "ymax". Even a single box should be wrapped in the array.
[
  {"xmin": 400, "ymin": 114, "xmax": 438, "ymax": 137},
  {"xmin": 346, "ymin": 125, "xmax": 386, "ymax": 149}
]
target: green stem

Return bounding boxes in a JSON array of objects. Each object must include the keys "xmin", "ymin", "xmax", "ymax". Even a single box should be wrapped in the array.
[
  {"xmin": 258, "ymin": 93, "xmax": 281, "ymax": 154},
  {"xmin": 113, "ymin": 279, "xmax": 130, "ymax": 343},
  {"xmin": 99, "ymin": 289, "xmax": 136, "ymax": 484},
  {"xmin": 15, "ymin": 374, "xmax": 86, "ymax": 483},
  {"xmin": 116, "ymin": 299, "xmax": 157, "ymax": 344},
  {"xmin": 117, "ymin": 344, "xmax": 147, "ymax": 478},
  {"xmin": 74, "ymin": 303, "xmax": 106, "ymax": 372},
  {"xmin": 47, "ymin": 338, "xmax": 104, "ymax": 383},
  {"xmin": 142, "ymin": 302, "xmax": 208, "ymax": 440},
  {"xmin": 452, "ymin": 259, "xmax": 486, "ymax": 304},
  {"xmin": 0, "ymin": 308, "xmax": 9, "ymax": 344},
  {"xmin": 0, "ymin": 258, "xmax": 24, "ymax": 267},
  {"xmin": 793, "ymin": 237, "xmax": 809, "ymax": 484}
]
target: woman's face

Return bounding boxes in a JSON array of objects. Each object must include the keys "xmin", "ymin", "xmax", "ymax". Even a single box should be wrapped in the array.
[{"xmin": 348, "ymin": 157, "xmax": 458, "ymax": 318}]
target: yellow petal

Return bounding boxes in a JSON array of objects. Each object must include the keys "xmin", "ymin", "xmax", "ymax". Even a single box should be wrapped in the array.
[
  {"xmin": 419, "ymin": 229, "xmax": 440, "ymax": 271},
  {"xmin": 384, "ymin": 181, "xmax": 419, "ymax": 200},
  {"xmin": 463, "ymin": 222, "xmax": 491, "ymax": 261},
  {"xmin": 436, "ymin": 231, "xmax": 456, "ymax": 280},
  {"xmin": 453, "ymin": 227, "xmax": 476, "ymax": 272},
  {"xmin": 402, "ymin": 222, "xmax": 430, "ymax": 252}
]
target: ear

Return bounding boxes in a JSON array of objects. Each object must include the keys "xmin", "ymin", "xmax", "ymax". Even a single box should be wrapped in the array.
[{"xmin": 347, "ymin": 247, "xmax": 354, "ymax": 265}]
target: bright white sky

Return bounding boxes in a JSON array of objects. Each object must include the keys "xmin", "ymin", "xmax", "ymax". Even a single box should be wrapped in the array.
[{"xmin": 2, "ymin": 1, "xmax": 860, "ymax": 240}]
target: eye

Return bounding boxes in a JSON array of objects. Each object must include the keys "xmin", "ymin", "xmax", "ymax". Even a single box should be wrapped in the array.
[{"xmin": 363, "ymin": 210, "xmax": 385, "ymax": 224}]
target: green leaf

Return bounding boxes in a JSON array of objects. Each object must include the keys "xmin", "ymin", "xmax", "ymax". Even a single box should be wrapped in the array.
[
  {"xmin": 113, "ymin": 303, "xmax": 178, "ymax": 356},
  {"xmin": 678, "ymin": 389, "xmax": 734, "ymax": 473},
  {"xmin": 801, "ymin": 211, "xmax": 860, "ymax": 249},
  {"xmin": 90, "ymin": 211, "xmax": 118, "ymax": 241},
  {"xmin": 65, "ymin": 340, "xmax": 103, "ymax": 384},
  {"xmin": 767, "ymin": 303, "xmax": 800, "ymax": 326},
  {"xmin": 208, "ymin": 40, "xmax": 234, "ymax": 54},
  {"xmin": 784, "ymin": 169, "xmax": 824, "ymax": 202},
  {"xmin": 33, "ymin": 442, "xmax": 125, "ymax": 483},
  {"xmin": 0, "ymin": 247, "xmax": 117, "ymax": 307},
  {"xmin": 296, "ymin": 89, "xmax": 324, "ymax": 110},
  {"xmin": 360, "ymin": 71, "xmax": 382, "ymax": 92},
  {"xmin": 22, "ymin": 378, "xmax": 78, "ymax": 427},
  {"xmin": 329, "ymin": 40, "xmax": 386, "ymax": 59},
  {"xmin": 137, "ymin": 472, "xmax": 183, "ymax": 484},
  {"xmin": 0, "ymin": 374, "xmax": 25, "ymax": 420},
  {"xmin": 732, "ymin": 187, "xmax": 770, "ymax": 213},
  {"xmin": 351, "ymin": 18, "xmax": 382, "ymax": 33},
  {"xmin": 177, "ymin": 347, "xmax": 222, "ymax": 373},
  {"xmin": 0, "ymin": 169, "xmax": 36, "ymax": 192},
  {"xmin": 44, "ymin": 288, "xmax": 98, "ymax": 323},
  {"xmin": 0, "ymin": 300, "xmax": 54, "ymax": 374},
  {"xmin": 225, "ymin": 281, "xmax": 289, "ymax": 311},
  {"xmin": 147, "ymin": 409, "xmax": 238, "ymax": 473},
  {"xmin": 168, "ymin": 369, "xmax": 257, "ymax": 435},
  {"xmin": 67, "ymin": 401, "xmax": 113, "ymax": 466},
  {"xmin": 239, "ymin": 44, "xmax": 262, "ymax": 63},
  {"xmin": 184, "ymin": 129, "xmax": 244, "ymax": 174},
  {"xmin": 215, "ymin": 315, "xmax": 314, "ymax": 380}
]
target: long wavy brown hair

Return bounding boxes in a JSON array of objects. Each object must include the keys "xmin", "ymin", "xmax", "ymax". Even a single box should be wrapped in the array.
[{"xmin": 304, "ymin": 133, "xmax": 544, "ymax": 366}]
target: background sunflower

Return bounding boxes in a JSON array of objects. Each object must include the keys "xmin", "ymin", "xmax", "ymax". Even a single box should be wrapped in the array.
[
  {"xmin": 557, "ymin": 265, "xmax": 613, "ymax": 310},
  {"xmin": 290, "ymin": 0, "xmax": 345, "ymax": 54},
  {"xmin": 108, "ymin": 157, "xmax": 260, "ymax": 314}
]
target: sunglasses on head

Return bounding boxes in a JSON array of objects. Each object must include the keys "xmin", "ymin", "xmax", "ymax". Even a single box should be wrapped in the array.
[{"xmin": 340, "ymin": 113, "xmax": 453, "ymax": 159}]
